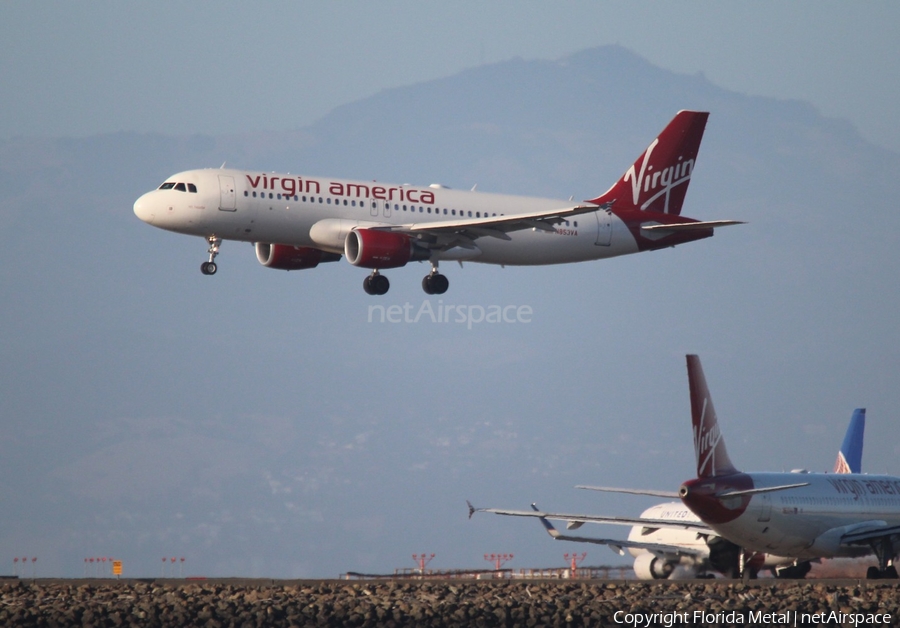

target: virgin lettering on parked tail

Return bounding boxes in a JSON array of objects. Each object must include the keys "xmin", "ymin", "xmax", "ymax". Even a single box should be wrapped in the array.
[
  {"xmin": 471, "ymin": 398, "xmax": 869, "ymax": 580},
  {"xmin": 688, "ymin": 355, "xmax": 736, "ymax": 479},
  {"xmin": 679, "ymin": 356, "xmax": 900, "ymax": 580}
]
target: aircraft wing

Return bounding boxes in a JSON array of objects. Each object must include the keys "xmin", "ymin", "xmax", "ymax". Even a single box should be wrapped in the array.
[
  {"xmin": 467, "ymin": 501, "xmax": 710, "ymax": 532},
  {"xmin": 839, "ymin": 522, "xmax": 900, "ymax": 546},
  {"xmin": 528, "ymin": 507, "xmax": 707, "ymax": 558},
  {"xmin": 540, "ymin": 531, "xmax": 707, "ymax": 558},
  {"xmin": 469, "ymin": 501, "xmax": 711, "ymax": 559},
  {"xmin": 381, "ymin": 203, "xmax": 608, "ymax": 245},
  {"xmin": 377, "ymin": 203, "xmax": 742, "ymax": 250}
]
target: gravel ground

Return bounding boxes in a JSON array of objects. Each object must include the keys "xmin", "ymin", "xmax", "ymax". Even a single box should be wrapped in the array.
[{"xmin": 0, "ymin": 578, "xmax": 896, "ymax": 627}]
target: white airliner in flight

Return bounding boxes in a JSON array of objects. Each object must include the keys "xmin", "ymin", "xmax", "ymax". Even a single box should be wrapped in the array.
[
  {"xmin": 468, "ymin": 410, "xmax": 865, "ymax": 579},
  {"xmin": 133, "ymin": 111, "xmax": 741, "ymax": 294},
  {"xmin": 680, "ymin": 355, "xmax": 900, "ymax": 579}
]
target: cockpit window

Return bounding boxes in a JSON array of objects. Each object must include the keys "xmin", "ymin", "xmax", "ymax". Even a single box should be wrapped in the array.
[
  {"xmin": 174, "ymin": 182, "xmax": 187, "ymax": 192},
  {"xmin": 187, "ymin": 183, "xmax": 197, "ymax": 193},
  {"xmin": 158, "ymin": 182, "xmax": 176, "ymax": 190}
]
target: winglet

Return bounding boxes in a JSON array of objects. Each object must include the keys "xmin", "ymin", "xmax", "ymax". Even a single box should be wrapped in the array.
[
  {"xmin": 687, "ymin": 354, "xmax": 738, "ymax": 478},
  {"xmin": 531, "ymin": 503, "xmax": 561, "ymax": 539},
  {"xmin": 834, "ymin": 408, "xmax": 865, "ymax": 474}
]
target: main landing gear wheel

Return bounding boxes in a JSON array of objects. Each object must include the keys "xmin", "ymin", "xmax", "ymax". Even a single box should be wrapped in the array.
[
  {"xmin": 201, "ymin": 235, "xmax": 222, "ymax": 276},
  {"xmin": 422, "ymin": 270, "xmax": 449, "ymax": 295},
  {"xmin": 866, "ymin": 537, "xmax": 898, "ymax": 579},
  {"xmin": 363, "ymin": 273, "xmax": 389, "ymax": 295},
  {"xmin": 867, "ymin": 565, "xmax": 899, "ymax": 579}
]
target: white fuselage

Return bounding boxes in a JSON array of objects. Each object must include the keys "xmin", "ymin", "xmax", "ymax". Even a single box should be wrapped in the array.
[
  {"xmin": 133, "ymin": 168, "xmax": 640, "ymax": 266},
  {"xmin": 626, "ymin": 503, "xmax": 709, "ymax": 559},
  {"xmin": 628, "ymin": 502, "xmax": 790, "ymax": 572},
  {"xmin": 691, "ymin": 472, "xmax": 900, "ymax": 560}
]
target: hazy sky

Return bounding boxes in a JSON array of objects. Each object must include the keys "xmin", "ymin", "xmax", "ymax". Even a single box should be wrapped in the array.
[
  {"xmin": 3, "ymin": 2, "xmax": 900, "ymax": 579},
  {"xmin": 2, "ymin": 2, "xmax": 898, "ymax": 149}
]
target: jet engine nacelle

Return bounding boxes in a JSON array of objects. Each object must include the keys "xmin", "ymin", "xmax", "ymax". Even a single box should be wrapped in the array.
[
  {"xmin": 344, "ymin": 229, "xmax": 430, "ymax": 269},
  {"xmin": 632, "ymin": 553, "xmax": 676, "ymax": 580},
  {"xmin": 256, "ymin": 243, "xmax": 340, "ymax": 270},
  {"xmin": 807, "ymin": 522, "xmax": 881, "ymax": 556}
]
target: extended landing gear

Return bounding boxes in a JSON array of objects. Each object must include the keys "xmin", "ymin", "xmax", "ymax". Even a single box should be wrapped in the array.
[
  {"xmin": 422, "ymin": 264, "xmax": 449, "ymax": 295},
  {"xmin": 201, "ymin": 235, "xmax": 221, "ymax": 275},
  {"xmin": 866, "ymin": 538, "xmax": 898, "ymax": 579},
  {"xmin": 867, "ymin": 565, "xmax": 899, "ymax": 579},
  {"xmin": 363, "ymin": 271, "xmax": 389, "ymax": 295}
]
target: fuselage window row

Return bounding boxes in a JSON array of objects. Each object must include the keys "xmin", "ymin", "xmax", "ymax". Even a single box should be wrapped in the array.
[{"xmin": 235, "ymin": 189, "xmax": 514, "ymax": 223}]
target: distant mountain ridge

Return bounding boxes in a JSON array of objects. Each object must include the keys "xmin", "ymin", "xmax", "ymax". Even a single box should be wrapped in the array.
[{"xmin": 3, "ymin": 45, "xmax": 893, "ymax": 209}]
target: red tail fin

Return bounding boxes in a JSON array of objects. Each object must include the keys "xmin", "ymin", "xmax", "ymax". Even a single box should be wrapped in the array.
[
  {"xmin": 587, "ymin": 111, "xmax": 709, "ymax": 215},
  {"xmin": 687, "ymin": 354, "xmax": 738, "ymax": 478}
]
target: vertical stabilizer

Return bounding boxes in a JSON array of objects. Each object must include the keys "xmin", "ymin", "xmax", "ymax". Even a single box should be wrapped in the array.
[
  {"xmin": 587, "ymin": 111, "xmax": 709, "ymax": 215},
  {"xmin": 687, "ymin": 354, "xmax": 738, "ymax": 478},
  {"xmin": 834, "ymin": 408, "xmax": 865, "ymax": 474}
]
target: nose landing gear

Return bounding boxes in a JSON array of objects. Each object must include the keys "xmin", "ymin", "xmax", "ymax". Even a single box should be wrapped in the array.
[
  {"xmin": 422, "ymin": 264, "xmax": 449, "ymax": 295},
  {"xmin": 363, "ymin": 271, "xmax": 389, "ymax": 295},
  {"xmin": 200, "ymin": 235, "xmax": 221, "ymax": 275}
]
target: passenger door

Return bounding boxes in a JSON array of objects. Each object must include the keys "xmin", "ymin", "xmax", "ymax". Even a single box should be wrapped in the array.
[{"xmin": 218, "ymin": 175, "xmax": 236, "ymax": 211}]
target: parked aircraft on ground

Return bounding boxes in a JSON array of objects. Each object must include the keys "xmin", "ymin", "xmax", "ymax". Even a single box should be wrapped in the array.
[
  {"xmin": 680, "ymin": 355, "xmax": 898, "ymax": 579},
  {"xmin": 468, "ymin": 409, "xmax": 866, "ymax": 579},
  {"xmin": 133, "ymin": 111, "xmax": 741, "ymax": 294}
]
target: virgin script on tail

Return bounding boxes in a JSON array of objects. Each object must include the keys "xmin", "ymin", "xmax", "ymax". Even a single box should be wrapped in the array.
[
  {"xmin": 694, "ymin": 399, "xmax": 726, "ymax": 478},
  {"xmin": 624, "ymin": 138, "xmax": 696, "ymax": 213}
]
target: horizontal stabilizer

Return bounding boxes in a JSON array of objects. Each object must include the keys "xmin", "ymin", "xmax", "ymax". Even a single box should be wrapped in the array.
[
  {"xmin": 640, "ymin": 220, "xmax": 745, "ymax": 232},
  {"xmin": 576, "ymin": 485, "xmax": 680, "ymax": 498},
  {"xmin": 714, "ymin": 482, "xmax": 809, "ymax": 498}
]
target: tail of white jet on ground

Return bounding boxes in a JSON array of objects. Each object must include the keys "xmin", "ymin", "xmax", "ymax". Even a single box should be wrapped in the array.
[
  {"xmin": 686, "ymin": 355, "xmax": 864, "ymax": 479},
  {"xmin": 467, "ymin": 360, "xmax": 869, "ymax": 580},
  {"xmin": 686, "ymin": 354, "xmax": 739, "ymax": 479},
  {"xmin": 834, "ymin": 408, "xmax": 865, "ymax": 474}
]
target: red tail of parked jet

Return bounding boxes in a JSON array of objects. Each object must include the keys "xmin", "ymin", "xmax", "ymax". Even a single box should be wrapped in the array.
[
  {"xmin": 587, "ymin": 111, "xmax": 708, "ymax": 215},
  {"xmin": 687, "ymin": 354, "xmax": 738, "ymax": 479},
  {"xmin": 679, "ymin": 355, "xmax": 900, "ymax": 579}
]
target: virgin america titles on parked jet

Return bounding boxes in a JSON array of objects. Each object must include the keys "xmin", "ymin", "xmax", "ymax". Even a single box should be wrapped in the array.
[
  {"xmin": 133, "ymin": 111, "xmax": 742, "ymax": 294},
  {"xmin": 681, "ymin": 355, "xmax": 900, "ymax": 579},
  {"xmin": 469, "ymin": 409, "xmax": 866, "ymax": 579}
]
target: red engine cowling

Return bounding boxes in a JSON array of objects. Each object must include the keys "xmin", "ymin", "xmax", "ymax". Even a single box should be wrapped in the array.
[
  {"xmin": 255, "ymin": 243, "xmax": 340, "ymax": 270},
  {"xmin": 344, "ymin": 229, "xmax": 429, "ymax": 269}
]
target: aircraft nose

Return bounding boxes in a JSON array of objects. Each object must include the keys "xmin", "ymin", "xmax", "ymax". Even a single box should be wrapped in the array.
[{"xmin": 133, "ymin": 193, "xmax": 154, "ymax": 224}]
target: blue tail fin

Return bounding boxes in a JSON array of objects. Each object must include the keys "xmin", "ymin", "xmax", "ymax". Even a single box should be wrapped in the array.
[{"xmin": 834, "ymin": 408, "xmax": 865, "ymax": 474}]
